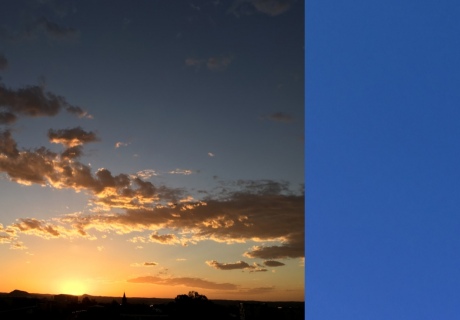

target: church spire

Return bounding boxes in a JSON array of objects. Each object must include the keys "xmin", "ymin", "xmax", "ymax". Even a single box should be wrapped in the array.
[{"xmin": 122, "ymin": 292, "xmax": 127, "ymax": 306}]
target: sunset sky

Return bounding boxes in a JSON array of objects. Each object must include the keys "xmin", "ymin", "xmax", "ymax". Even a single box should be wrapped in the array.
[{"xmin": 0, "ymin": 0, "xmax": 304, "ymax": 301}]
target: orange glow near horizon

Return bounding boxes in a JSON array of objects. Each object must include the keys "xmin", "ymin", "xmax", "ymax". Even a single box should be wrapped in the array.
[{"xmin": 58, "ymin": 279, "xmax": 88, "ymax": 296}]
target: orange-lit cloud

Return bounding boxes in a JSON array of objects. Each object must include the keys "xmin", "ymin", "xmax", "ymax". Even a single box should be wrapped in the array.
[{"xmin": 48, "ymin": 127, "xmax": 99, "ymax": 147}]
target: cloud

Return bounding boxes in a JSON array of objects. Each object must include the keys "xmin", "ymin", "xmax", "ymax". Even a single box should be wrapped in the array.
[
  {"xmin": 208, "ymin": 152, "xmax": 215, "ymax": 157},
  {"xmin": 206, "ymin": 260, "xmax": 250, "ymax": 270},
  {"xmin": 36, "ymin": 180, "xmax": 304, "ymax": 259},
  {"xmin": 238, "ymin": 286, "xmax": 275, "ymax": 294},
  {"xmin": 136, "ymin": 169, "xmax": 158, "ymax": 179},
  {"xmin": 131, "ymin": 262, "xmax": 158, "ymax": 267},
  {"xmin": 168, "ymin": 169, "xmax": 193, "ymax": 175},
  {"xmin": 11, "ymin": 218, "xmax": 61, "ymax": 238},
  {"xmin": 244, "ymin": 240, "xmax": 304, "ymax": 259},
  {"xmin": 0, "ymin": 107, "xmax": 303, "ymax": 261},
  {"xmin": 0, "ymin": 129, "xmax": 182, "ymax": 208},
  {"xmin": 206, "ymin": 260, "xmax": 268, "ymax": 272},
  {"xmin": 48, "ymin": 127, "xmax": 99, "ymax": 147},
  {"xmin": 115, "ymin": 141, "xmax": 129, "ymax": 148},
  {"xmin": 127, "ymin": 276, "xmax": 238, "ymax": 290},
  {"xmin": 228, "ymin": 0, "xmax": 292, "ymax": 17},
  {"xmin": 66, "ymin": 105, "xmax": 92, "ymax": 119},
  {"xmin": 0, "ymin": 53, "xmax": 7, "ymax": 70},
  {"xmin": 10, "ymin": 242, "xmax": 27, "ymax": 250},
  {"xmin": 150, "ymin": 232, "xmax": 181, "ymax": 245},
  {"xmin": 0, "ymin": 82, "xmax": 89, "ymax": 123},
  {"xmin": 265, "ymin": 112, "xmax": 294, "ymax": 123},
  {"xmin": 263, "ymin": 260, "xmax": 285, "ymax": 267}
]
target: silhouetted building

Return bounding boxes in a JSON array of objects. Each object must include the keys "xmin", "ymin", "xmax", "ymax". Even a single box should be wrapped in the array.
[{"xmin": 121, "ymin": 292, "xmax": 128, "ymax": 306}]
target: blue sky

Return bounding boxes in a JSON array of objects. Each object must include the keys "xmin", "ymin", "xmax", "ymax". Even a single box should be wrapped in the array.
[
  {"xmin": 307, "ymin": 0, "xmax": 460, "ymax": 318},
  {"xmin": 0, "ymin": 0, "xmax": 303, "ymax": 300}
]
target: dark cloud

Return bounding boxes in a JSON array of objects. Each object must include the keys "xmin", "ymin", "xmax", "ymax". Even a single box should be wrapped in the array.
[
  {"xmin": 127, "ymin": 276, "xmax": 238, "ymax": 290},
  {"xmin": 61, "ymin": 146, "xmax": 83, "ymax": 159},
  {"xmin": 206, "ymin": 260, "xmax": 268, "ymax": 272},
  {"xmin": 263, "ymin": 260, "xmax": 285, "ymax": 267},
  {"xmin": 150, "ymin": 232, "xmax": 180, "ymax": 245},
  {"xmin": 48, "ymin": 127, "xmax": 99, "ymax": 147},
  {"xmin": 244, "ymin": 238, "xmax": 304, "ymax": 259},
  {"xmin": 0, "ymin": 54, "xmax": 7, "ymax": 70},
  {"xmin": 0, "ymin": 130, "xmax": 19, "ymax": 158},
  {"xmin": 144, "ymin": 262, "xmax": 157, "ymax": 266},
  {"xmin": 206, "ymin": 260, "xmax": 250, "ymax": 270},
  {"xmin": 0, "ymin": 83, "xmax": 89, "ymax": 122}
]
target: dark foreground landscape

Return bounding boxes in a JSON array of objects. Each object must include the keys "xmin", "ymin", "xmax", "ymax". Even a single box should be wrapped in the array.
[{"xmin": 0, "ymin": 290, "xmax": 304, "ymax": 320}]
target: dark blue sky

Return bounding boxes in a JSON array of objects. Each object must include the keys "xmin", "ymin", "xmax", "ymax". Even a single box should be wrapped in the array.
[{"xmin": 308, "ymin": 0, "xmax": 460, "ymax": 318}]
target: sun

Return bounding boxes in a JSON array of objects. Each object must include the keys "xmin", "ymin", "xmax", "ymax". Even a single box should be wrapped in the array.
[{"xmin": 59, "ymin": 280, "xmax": 87, "ymax": 296}]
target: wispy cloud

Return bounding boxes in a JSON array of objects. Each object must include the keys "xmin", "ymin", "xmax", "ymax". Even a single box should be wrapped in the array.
[
  {"xmin": 168, "ymin": 169, "xmax": 193, "ymax": 175},
  {"xmin": 131, "ymin": 262, "xmax": 158, "ymax": 267},
  {"xmin": 127, "ymin": 276, "xmax": 238, "ymax": 290}
]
